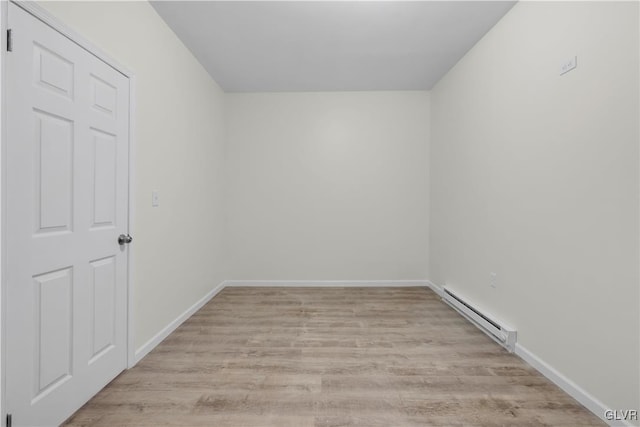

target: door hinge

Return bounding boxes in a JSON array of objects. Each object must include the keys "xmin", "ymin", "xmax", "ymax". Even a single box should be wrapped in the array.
[
  {"xmin": 6, "ymin": 29, "xmax": 12, "ymax": 52},
  {"xmin": 6, "ymin": 413, "xmax": 12, "ymax": 427}
]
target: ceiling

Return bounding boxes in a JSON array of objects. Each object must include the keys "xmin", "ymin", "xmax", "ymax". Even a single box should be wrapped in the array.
[{"xmin": 151, "ymin": 1, "xmax": 516, "ymax": 92}]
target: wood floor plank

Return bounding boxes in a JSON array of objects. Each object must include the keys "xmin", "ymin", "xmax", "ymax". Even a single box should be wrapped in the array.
[{"xmin": 63, "ymin": 287, "xmax": 605, "ymax": 426}]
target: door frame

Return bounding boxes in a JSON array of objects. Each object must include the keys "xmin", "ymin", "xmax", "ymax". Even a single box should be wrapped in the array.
[{"xmin": 0, "ymin": 1, "xmax": 137, "ymax": 423}]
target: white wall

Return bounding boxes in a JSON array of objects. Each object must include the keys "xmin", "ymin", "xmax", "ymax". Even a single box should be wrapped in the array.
[
  {"xmin": 39, "ymin": 2, "xmax": 228, "ymax": 351},
  {"xmin": 225, "ymin": 92, "xmax": 429, "ymax": 280},
  {"xmin": 430, "ymin": 0, "xmax": 639, "ymax": 416}
]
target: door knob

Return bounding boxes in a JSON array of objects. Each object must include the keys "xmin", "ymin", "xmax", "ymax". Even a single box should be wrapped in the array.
[{"xmin": 118, "ymin": 234, "xmax": 133, "ymax": 245}]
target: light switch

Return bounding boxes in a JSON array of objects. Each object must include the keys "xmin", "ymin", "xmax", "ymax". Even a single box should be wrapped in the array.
[{"xmin": 152, "ymin": 190, "xmax": 159, "ymax": 207}]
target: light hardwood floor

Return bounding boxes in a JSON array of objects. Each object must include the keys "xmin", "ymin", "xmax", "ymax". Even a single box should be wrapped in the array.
[{"xmin": 63, "ymin": 287, "xmax": 605, "ymax": 426}]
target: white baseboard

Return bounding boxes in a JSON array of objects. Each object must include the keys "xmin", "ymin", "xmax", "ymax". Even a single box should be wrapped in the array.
[
  {"xmin": 133, "ymin": 281, "xmax": 225, "ymax": 364},
  {"xmin": 426, "ymin": 280, "xmax": 444, "ymax": 297},
  {"xmin": 515, "ymin": 343, "xmax": 634, "ymax": 427},
  {"xmin": 223, "ymin": 280, "xmax": 430, "ymax": 288}
]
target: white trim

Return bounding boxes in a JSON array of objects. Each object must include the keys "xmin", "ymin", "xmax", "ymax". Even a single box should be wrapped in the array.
[
  {"xmin": 0, "ymin": 2, "xmax": 7, "ymax": 422},
  {"xmin": 9, "ymin": 1, "xmax": 132, "ymax": 78},
  {"xmin": 133, "ymin": 282, "xmax": 226, "ymax": 364},
  {"xmin": 224, "ymin": 280, "xmax": 430, "ymax": 288},
  {"xmin": 126, "ymin": 76, "xmax": 137, "ymax": 368},
  {"xmin": 426, "ymin": 280, "xmax": 444, "ymax": 297},
  {"xmin": 515, "ymin": 343, "xmax": 630, "ymax": 426}
]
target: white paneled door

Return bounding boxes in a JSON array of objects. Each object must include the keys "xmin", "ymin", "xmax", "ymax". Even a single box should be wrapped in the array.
[{"xmin": 5, "ymin": 4, "xmax": 130, "ymax": 426}]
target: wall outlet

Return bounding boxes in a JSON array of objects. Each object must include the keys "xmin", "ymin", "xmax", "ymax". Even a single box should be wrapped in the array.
[
  {"xmin": 560, "ymin": 56, "xmax": 577, "ymax": 75},
  {"xmin": 490, "ymin": 272, "xmax": 497, "ymax": 288},
  {"xmin": 152, "ymin": 190, "xmax": 159, "ymax": 207}
]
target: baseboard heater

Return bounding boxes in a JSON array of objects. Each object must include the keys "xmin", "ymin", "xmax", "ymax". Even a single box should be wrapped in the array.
[{"xmin": 442, "ymin": 287, "xmax": 517, "ymax": 352}]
